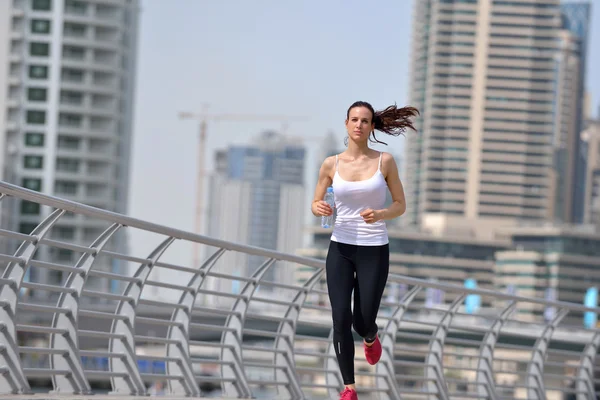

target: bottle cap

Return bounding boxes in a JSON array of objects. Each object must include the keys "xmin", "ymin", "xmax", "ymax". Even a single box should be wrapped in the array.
[{"xmin": 326, "ymin": 186, "xmax": 333, "ymax": 193}]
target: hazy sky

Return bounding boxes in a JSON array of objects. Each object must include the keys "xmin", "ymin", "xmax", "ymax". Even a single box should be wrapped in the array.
[{"xmin": 127, "ymin": 0, "xmax": 600, "ymax": 262}]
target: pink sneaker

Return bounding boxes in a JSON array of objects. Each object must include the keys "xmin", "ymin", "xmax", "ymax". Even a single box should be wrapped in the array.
[
  {"xmin": 364, "ymin": 335, "xmax": 382, "ymax": 365},
  {"xmin": 339, "ymin": 387, "xmax": 358, "ymax": 400}
]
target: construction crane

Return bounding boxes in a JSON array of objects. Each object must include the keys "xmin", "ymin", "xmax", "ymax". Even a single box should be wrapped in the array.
[{"xmin": 178, "ymin": 107, "xmax": 308, "ymax": 270}]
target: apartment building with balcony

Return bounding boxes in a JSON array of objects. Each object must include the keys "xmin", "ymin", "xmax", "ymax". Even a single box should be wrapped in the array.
[{"xmin": 0, "ymin": 0, "xmax": 140, "ymax": 294}]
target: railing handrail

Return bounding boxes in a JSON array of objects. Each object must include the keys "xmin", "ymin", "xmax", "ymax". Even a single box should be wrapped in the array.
[{"xmin": 0, "ymin": 180, "xmax": 323, "ymax": 269}]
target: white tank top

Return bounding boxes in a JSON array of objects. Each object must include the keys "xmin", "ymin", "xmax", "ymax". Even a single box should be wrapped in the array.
[{"xmin": 330, "ymin": 152, "xmax": 389, "ymax": 246}]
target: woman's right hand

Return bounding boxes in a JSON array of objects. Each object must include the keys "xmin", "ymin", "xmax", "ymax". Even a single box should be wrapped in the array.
[{"xmin": 313, "ymin": 200, "xmax": 333, "ymax": 217}]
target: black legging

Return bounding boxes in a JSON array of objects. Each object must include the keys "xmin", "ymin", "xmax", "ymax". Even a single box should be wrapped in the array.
[{"xmin": 326, "ymin": 240, "xmax": 390, "ymax": 385}]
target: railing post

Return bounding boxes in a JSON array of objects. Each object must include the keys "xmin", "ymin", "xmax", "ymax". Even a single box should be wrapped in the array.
[
  {"xmin": 273, "ymin": 268, "xmax": 324, "ymax": 400},
  {"xmin": 166, "ymin": 247, "xmax": 226, "ymax": 396},
  {"xmin": 425, "ymin": 293, "xmax": 466, "ymax": 400},
  {"xmin": 576, "ymin": 331, "xmax": 600, "ymax": 400},
  {"xmin": 476, "ymin": 301, "xmax": 515, "ymax": 400},
  {"xmin": 376, "ymin": 285, "xmax": 422, "ymax": 400},
  {"xmin": 526, "ymin": 308, "xmax": 568, "ymax": 400},
  {"xmin": 221, "ymin": 257, "xmax": 276, "ymax": 398},
  {"xmin": 0, "ymin": 209, "xmax": 64, "ymax": 394},
  {"xmin": 49, "ymin": 223, "xmax": 121, "ymax": 394},
  {"xmin": 108, "ymin": 236, "xmax": 175, "ymax": 395}
]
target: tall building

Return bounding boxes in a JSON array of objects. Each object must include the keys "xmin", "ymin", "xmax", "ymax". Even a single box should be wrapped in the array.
[
  {"xmin": 561, "ymin": 2, "xmax": 591, "ymax": 223},
  {"xmin": 582, "ymin": 116, "xmax": 600, "ymax": 226},
  {"xmin": 0, "ymin": 0, "xmax": 140, "ymax": 293},
  {"xmin": 206, "ymin": 131, "xmax": 306, "ymax": 301},
  {"xmin": 404, "ymin": 0, "xmax": 590, "ymax": 235}
]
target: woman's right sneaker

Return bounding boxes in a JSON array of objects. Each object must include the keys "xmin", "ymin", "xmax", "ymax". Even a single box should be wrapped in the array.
[
  {"xmin": 339, "ymin": 387, "xmax": 358, "ymax": 400},
  {"xmin": 364, "ymin": 335, "xmax": 382, "ymax": 365}
]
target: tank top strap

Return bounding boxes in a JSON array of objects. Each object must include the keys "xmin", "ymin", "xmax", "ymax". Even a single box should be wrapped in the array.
[
  {"xmin": 335, "ymin": 154, "xmax": 339, "ymax": 172},
  {"xmin": 378, "ymin": 152, "xmax": 383, "ymax": 171}
]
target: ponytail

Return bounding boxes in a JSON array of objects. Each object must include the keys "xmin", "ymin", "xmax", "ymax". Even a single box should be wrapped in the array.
[{"xmin": 347, "ymin": 101, "xmax": 419, "ymax": 146}]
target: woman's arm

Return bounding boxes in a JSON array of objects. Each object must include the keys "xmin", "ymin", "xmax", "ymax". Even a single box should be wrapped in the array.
[{"xmin": 311, "ymin": 156, "xmax": 335, "ymax": 217}]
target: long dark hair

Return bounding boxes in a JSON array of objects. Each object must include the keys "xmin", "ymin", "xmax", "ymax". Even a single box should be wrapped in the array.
[{"xmin": 346, "ymin": 101, "xmax": 419, "ymax": 146}]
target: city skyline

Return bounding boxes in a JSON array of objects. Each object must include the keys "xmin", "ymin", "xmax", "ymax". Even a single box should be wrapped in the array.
[
  {"xmin": 0, "ymin": 1, "xmax": 599, "ymax": 274},
  {"xmin": 128, "ymin": 1, "xmax": 600, "ymax": 267}
]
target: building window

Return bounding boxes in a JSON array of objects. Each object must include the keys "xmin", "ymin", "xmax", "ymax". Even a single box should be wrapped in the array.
[
  {"xmin": 61, "ymin": 68, "xmax": 84, "ymax": 82},
  {"xmin": 53, "ymin": 226, "xmax": 76, "ymax": 239},
  {"xmin": 25, "ymin": 132, "xmax": 45, "ymax": 147},
  {"xmin": 22, "ymin": 178, "xmax": 42, "ymax": 191},
  {"xmin": 20, "ymin": 223, "xmax": 38, "ymax": 234},
  {"xmin": 31, "ymin": 19, "xmax": 51, "ymax": 34},
  {"xmin": 65, "ymin": 0, "xmax": 87, "ymax": 14},
  {"xmin": 56, "ymin": 158, "xmax": 80, "ymax": 172},
  {"xmin": 59, "ymin": 113, "xmax": 82, "ymax": 127},
  {"xmin": 63, "ymin": 22, "xmax": 86, "ymax": 37},
  {"xmin": 57, "ymin": 136, "xmax": 80, "ymax": 149},
  {"xmin": 21, "ymin": 200, "xmax": 40, "ymax": 215},
  {"xmin": 29, "ymin": 65, "xmax": 48, "ymax": 79},
  {"xmin": 56, "ymin": 249, "xmax": 74, "ymax": 262},
  {"xmin": 24, "ymin": 155, "xmax": 44, "ymax": 169},
  {"xmin": 63, "ymin": 45, "xmax": 85, "ymax": 60},
  {"xmin": 30, "ymin": 42, "xmax": 50, "ymax": 56},
  {"xmin": 55, "ymin": 181, "xmax": 78, "ymax": 195},
  {"xmin": 28, "ymin": 87, "xmax": 47, "ymax": 102},
  {"xmin": 32, "ymin": 0, "xmax": 51, "ymax": 11},
  {"xmin": 60, "ymin": 90, "xmax": 83, "ymax": 105},
  {"xmin": 26, "ymin": 110, "xmax": 46, "ymax": 124}
]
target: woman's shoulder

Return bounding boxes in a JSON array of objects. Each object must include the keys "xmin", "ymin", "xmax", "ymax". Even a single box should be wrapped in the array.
[
  {"xmin": 323, "ymin": 154, "xmax": 336, "ymax": 166},
  {"xmin": 319, "ymin": 155, "xmax": 337, "ymax": 173},
  {"xmin": 379, "ymin": 151, "xmax": 399, "ymax": 175},
  {"xmin": 379, "ymin": 151, "xmax": 396, "ymax": 164}
]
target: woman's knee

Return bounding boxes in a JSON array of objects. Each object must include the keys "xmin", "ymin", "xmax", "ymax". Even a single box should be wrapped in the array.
[
  {"xmin": 352, "ymin": 316, "xmax": 375, "ymax": 338},
  {"xmin": 332, "ymin": 308, "xmax": 353, "ymax": 333}
]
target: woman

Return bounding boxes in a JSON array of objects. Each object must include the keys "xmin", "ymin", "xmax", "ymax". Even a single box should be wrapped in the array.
[{"xmin": 311, "ymin": 101, "xmax": 418, "ymax": 400}]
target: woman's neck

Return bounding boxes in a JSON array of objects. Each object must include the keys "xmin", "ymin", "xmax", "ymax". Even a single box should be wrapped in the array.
[{"xmin": 344, "ymin": 140, "xmax": 372, "ymax": 159}]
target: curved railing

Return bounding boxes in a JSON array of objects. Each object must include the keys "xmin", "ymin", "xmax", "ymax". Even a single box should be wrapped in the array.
[{"xmin": 1, "ymin": 180, "xmax": 599, "ymax": 399}]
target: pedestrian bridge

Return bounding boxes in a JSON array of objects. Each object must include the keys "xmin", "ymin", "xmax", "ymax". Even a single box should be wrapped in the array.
[{"xmin": 0, "ymin": 181, "xmax": 598, "ymax": 400}]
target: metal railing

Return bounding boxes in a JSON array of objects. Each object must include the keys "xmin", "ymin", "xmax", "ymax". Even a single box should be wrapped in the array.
[{"xmin": 1, "ymin": 180, "xmax": 599, "ymax": 400}]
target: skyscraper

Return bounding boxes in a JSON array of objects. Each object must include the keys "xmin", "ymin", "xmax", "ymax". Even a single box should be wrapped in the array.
[
  {"xmin": 561, "ymin": 2, "xmax": 591, "ymax": 223},
  {"xmin": 0, "ymin": 0, "xmax": 140, "ymax": 292},
  {"xmin": 582, "ymin": 116, "xmax": 600, "ymax": 226},
  {"xmin": 206, "ymin": 131, "xmax": 306, "ymax": 299},
  {"xmin": 404, "ymin": 0, "xmax": 590, "ymax": 236}
]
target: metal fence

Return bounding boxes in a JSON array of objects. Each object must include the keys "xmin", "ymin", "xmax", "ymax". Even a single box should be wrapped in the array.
[{"xmin": 1, "ymin": 180, "xmax": 599, "ymax": 400}]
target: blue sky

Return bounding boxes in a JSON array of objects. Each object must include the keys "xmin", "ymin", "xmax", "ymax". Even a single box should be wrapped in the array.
[{"xmin": 127, "ymin": 0, "xmax": 600, "ymax": 258}]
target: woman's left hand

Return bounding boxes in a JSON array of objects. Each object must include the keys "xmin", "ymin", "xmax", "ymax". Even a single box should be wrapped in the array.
[{"xmin": 360, "ymin": 209, "xmax": 383, "ymax": 224}]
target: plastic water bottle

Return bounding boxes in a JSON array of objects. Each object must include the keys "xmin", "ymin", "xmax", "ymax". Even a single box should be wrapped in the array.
[{"xmin": 321, "ymin": 187, "xmax": 335, "ymax": 228}]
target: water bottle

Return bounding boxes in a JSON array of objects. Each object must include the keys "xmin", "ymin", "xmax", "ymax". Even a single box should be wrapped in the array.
[{"xmin": 321, "ymin": 186, "xmax": 335, "ymax": 228}]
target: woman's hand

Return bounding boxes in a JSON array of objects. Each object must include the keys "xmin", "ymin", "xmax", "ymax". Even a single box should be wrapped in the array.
[
  {"xmin": 360, "ymin": 208, "xmax": 384, "ymax": 224},
  {"xmin": 313, "ymin": 200, "xmax": 333, "ymax": 217}
]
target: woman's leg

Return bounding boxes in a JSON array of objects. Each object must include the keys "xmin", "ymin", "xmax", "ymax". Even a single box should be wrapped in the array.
[
  {"xmin": 326, "ymin": 241, "xmax": 357, "ymax": 386},
  {"xmin": 352, "ymin": 244, "xmax": 390, "ymax": 341}
]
